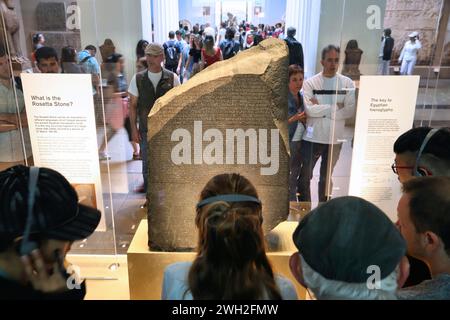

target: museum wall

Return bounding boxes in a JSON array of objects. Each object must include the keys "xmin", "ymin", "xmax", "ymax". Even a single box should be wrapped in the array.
[
  {"xmin": 178, "ymin": 0, "xmax": 287, "ymax": 28},
  {"xmin": 19, "ymin": 0, "xmax": 79, "ymax": 60},
  {"xmin": 384, "ymin": 0, "xmax": 442, "ymax": 65},
  {"xmin": 178, "ymin": 0, "xmax": 217, "ymax": 27},
  {"xmin": 78, "ymin": 0, "xmax": 143, "ymax": 82}
]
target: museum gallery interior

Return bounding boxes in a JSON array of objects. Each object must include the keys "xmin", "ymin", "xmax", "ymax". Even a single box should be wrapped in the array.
[{"xmin": 0, "ymin": 0, "xmax": 449, "ymax": 301}]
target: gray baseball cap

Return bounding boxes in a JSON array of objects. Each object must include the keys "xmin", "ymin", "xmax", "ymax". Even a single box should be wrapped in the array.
[{"xmin": 293, "ymin": 196, "xmax": 406, "ymax": 283}]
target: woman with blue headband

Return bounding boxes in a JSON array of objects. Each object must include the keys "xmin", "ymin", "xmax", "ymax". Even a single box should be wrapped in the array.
[{"xmin": 162, "ymin": 173, "xmax": 297, "ymax": 300}]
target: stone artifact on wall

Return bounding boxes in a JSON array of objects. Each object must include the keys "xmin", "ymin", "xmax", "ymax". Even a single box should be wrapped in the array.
[
  {"xmin": 225, "ymin": 12, "xmax": 238, "ymax": 28},
  {"xmin": 35, "ymin": 32, "xmax": 81, "ymax": 61},
  {"xmin": 31, "ymin": 2, "xmax": 81, "ymax": 59},
  {"xmin": 384, "ymin": 0, "xmax": 441, "ymax": 65},
  {"xmin": 36, "ymin": 2, "xmax": 66, "ymax": 31},
  {"xmin": 147, "ymin": 38, "xmax": 290, "ymax": 251},
  {"xmin": 342, "ymin": 39, "xmax": 363, "ymax": 80},
  {"xmin": 0, "ymin": 0, "xmax": 22, "ymax": 57},
  {"xmin": 99, "ymin": 39, "xmax": 116, "ymax": 63}
]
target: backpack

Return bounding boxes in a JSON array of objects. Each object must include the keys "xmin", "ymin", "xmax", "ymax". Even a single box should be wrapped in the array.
[
  {"xmin": 77, "ymin": 56, "xmax": 90, "ymax": 73},
  {"xmin": 165, "ymin": 42, "xmax": 179, "ymax": 67},
  {"xmin": 223, "ymin": 41, "xmax": 236, "ymax": 60}
]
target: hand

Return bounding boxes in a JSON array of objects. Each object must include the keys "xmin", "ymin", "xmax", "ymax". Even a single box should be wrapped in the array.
[
  {"xmin": 131, "ymin": 129, "xmax": 141, "ymax": 144},
  {"xmin": 310, "ymin": 97, "xmax": 319, "ymax": 105},
  {"xmin": 337, "ymin": 103, "xmax": 344, "ymax": 110},
  {"xmin": 297, "ymin": 111, "xmax": 307, "ymax": 123},
  {"xmin": 21, "ymin": 250, "xmax": 68, "ymax": 294},
  {"xmin": 176, "ymin": 67, "xmax": 181, "ymax": 75},
  {"xmin": 20, "ymin": 114, "xmax": 28, "ymax": 128}
]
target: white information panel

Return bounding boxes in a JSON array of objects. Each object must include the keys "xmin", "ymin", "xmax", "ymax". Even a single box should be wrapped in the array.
[
  {"xmin": 21, "ymin": 73, "xmax": 105, "ymax": 231},
  {"xmin": 349, "ymin": 76, "xmax": 420, "ymax": 221}
]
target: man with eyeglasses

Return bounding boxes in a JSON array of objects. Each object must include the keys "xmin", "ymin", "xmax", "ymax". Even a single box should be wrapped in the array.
[
  {"xmin": 393, "ymin": 127, "xmax": 450, "ymax": 183},
  {"xmin": 392, "ymin": 126, "xmax": 450, "ymax": 288}
]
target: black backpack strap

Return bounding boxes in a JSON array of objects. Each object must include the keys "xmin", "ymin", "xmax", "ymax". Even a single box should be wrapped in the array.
[{"xmin": 80, "ymin": 56, "xmax": 91, "ymax": 64}]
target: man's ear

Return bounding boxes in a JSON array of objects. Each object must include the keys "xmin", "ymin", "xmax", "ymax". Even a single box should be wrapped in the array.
[
  {"xmin": 289, "ymin": 252, "xmax": 307, "ymax": 288},
  {"xmin": 397, "ymin": 256, "xmax": 410, "ymax": 288},
  {"xmin": 424, "ymin": 231, "xmax": 441, "ymax": 253}
]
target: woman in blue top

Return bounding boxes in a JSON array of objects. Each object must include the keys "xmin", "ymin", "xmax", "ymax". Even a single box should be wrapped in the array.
[
  {"xmin": 288, "ymin": 65, "xmax": 307, "ymax": 201},
  {"xmin": 162, "ymin": 173, "xmax": 298, "ymax": 300}
]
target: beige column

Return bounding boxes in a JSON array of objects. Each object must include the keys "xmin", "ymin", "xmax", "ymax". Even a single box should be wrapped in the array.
[{"xmin": 285, "ymin": 0, "xmax": 322, "ymax": 78}]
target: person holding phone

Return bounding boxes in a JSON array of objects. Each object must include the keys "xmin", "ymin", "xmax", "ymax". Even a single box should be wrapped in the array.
[
  {"xmin": 0, "ymin": 165, "xmax": 101, "ymax": 299},
  {"xmin": 288, "ymin": 65, "xmax": 307, "ymax": 201}
]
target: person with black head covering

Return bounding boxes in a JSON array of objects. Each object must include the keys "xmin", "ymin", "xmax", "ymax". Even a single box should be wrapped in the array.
[
  {"xmin": 289, "ymin": 196, "xmax": 409, "ymax": 299},
  {"xmin": 0, "ymin": 165, "xmax": 101, "ymax": 299},
  {"xmin": 284, "ymin": 27, "xmax": 304, "ymax": 69}
]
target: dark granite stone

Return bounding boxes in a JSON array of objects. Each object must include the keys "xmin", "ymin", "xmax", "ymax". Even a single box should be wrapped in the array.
[
  {"xmin": 146, "ymin": 38, "xmax": 290, "ymax": 251},
  {"xmin": 36, "ymin": 2, "xmax": 67, "ymax": 31}
]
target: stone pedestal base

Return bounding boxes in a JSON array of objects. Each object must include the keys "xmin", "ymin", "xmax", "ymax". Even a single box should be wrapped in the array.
[{"xmin": 127, "ymin": 219, "xmax": 306, "ymax": 300}]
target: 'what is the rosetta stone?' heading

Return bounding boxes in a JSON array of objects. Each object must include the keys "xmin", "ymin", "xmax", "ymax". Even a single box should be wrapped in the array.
[{"xmin": 31, "ymin": 95, "xmax": 74, "ymax": 107}]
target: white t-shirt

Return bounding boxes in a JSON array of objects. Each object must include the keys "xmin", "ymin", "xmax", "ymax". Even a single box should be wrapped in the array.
[{"xmin": 128, "ymin": 70, "xmax": 180, "ymax": 97}]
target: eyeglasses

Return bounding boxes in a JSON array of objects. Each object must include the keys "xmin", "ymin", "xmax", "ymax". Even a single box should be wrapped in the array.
[{"xmin": 391, "ymin": 163, "xmax": 414, "ymax": 174}]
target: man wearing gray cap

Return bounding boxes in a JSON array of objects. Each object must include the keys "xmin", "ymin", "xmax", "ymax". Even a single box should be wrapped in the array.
[
  {"xmin": 289, "ymin": 196, "xmax": 410, "ymax": 299},
  {"xmin": 128, "ymin": 43, "xmax": 180, "ymax": 194},
  {"xmin": 399, "ymin": 31, "xmax": 421, "ymax": 75}
]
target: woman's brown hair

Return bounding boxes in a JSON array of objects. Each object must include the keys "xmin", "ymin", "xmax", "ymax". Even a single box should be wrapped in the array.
[
  {"xmin": 288, "ymin": 64, "xmax": 304, "ymax": 79},
  {"xmin": 188, "ymin": 173, "xmax": 282, "ymax": 300}
]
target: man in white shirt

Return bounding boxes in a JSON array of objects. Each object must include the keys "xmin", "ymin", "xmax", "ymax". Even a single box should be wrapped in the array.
[
  {"xmin": 298, "ymin": 45, "xmax": 355, "ymax": 203},
  {"xmin": 128, "ymin": 43, "xmax": 180, "ymax": 193},
  {"xmin": 399, "ymin": 31, "xmax": 421, "ymax": 76}
]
